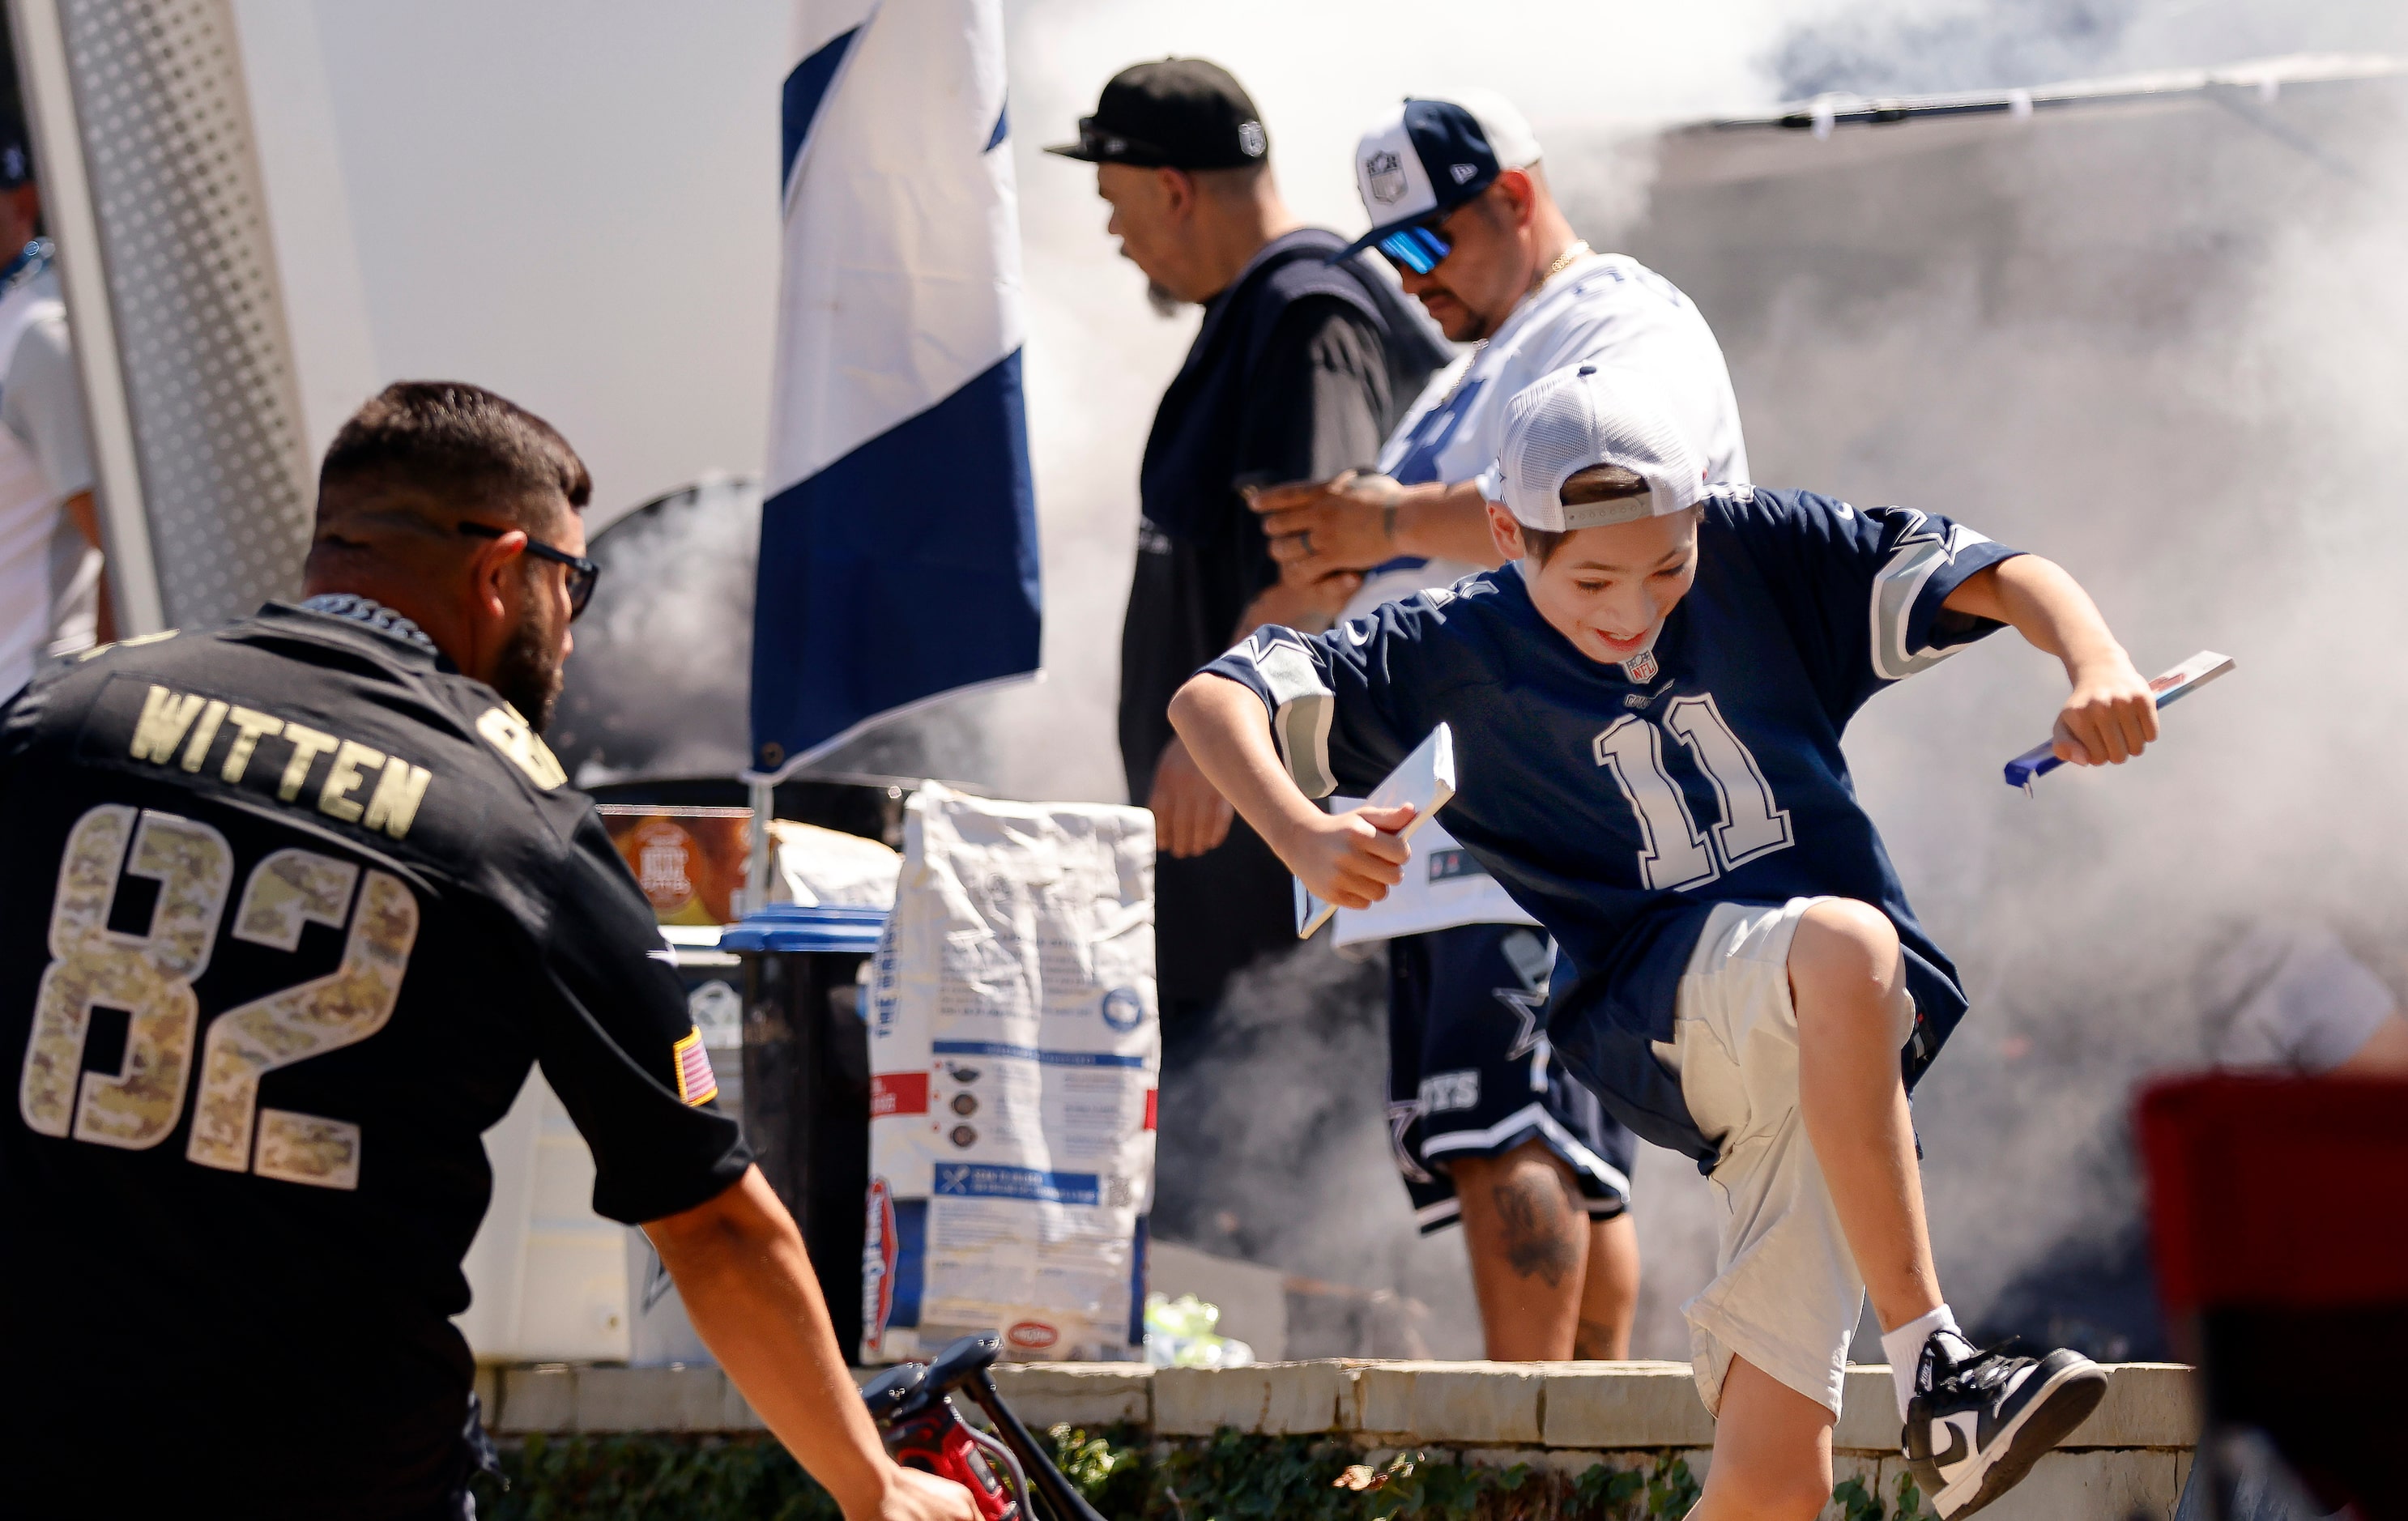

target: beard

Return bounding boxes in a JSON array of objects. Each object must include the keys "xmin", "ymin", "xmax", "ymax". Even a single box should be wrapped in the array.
[
  {"xmin": 1145, "ymin": 279, "xmax": 1180, "ymax": 319},
  {"xmin": 492, "ymin": 608, "xmax": 567, "ymax": 734}
]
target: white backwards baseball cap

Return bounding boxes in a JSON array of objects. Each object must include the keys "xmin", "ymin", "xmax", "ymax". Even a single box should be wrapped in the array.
[
  {"xmin": 1336, "ymin": 90, "xmax": 1543, "ymax": 261},
  {"xmin": 1486, "ymin": 364, "xmax": 1708, "ymax": 531}
]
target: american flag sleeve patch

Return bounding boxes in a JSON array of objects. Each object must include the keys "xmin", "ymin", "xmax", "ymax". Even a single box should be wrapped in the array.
[{"xmin": 671, "ymin": 1027, "xmax": 718, "ymax": 1106}]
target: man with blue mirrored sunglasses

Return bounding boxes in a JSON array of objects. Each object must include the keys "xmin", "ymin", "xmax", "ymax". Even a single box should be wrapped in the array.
[{"xmin": 1248, "ymin": 89, "xmax": 1753, "ymax": 1370}]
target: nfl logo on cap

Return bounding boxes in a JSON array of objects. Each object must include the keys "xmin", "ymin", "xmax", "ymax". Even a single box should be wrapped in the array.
[
  {"xmin": 1366, "ymin": 150, "xmax": 1406, "ymax": 205},
  {"xmin": 1337, "ymin": 91, "xmax": 1544, "ymax": 263}
]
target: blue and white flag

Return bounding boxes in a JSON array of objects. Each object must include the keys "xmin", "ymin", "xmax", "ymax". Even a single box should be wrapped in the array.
[{"xmin": 750, "ymin": 0, "xmax": 1042, "ymax": 778}]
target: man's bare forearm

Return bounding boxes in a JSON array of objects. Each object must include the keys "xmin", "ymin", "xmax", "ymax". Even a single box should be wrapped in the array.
[
  {"xmin": 1167, "ymin": 673, "xmax": 1323, "ymax": 863},
  {"xmin": 645, "ymin": 1168, "xmax": 895, "ymax": 1517},
  {"xmin": 1396, "ymin": 480, "xmax": 1509, "ymax": 567}
]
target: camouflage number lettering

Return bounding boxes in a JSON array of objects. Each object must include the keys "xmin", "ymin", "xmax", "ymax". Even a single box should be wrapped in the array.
[
  {"xmin": 186, "ymin": 850, "xmax": 420, "ymax": 1189},
  {"xmin": 19, "ymin": 805, "xmax": 233, "ymax": 1148},
  {"xmin": 18, "ymin": 812, "xmax": 420, "ymax": 1191}
]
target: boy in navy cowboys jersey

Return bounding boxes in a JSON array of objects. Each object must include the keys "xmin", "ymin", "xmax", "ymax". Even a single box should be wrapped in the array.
[
  {"xmin": 1171, "ymin": 364, "xmax": 2158, "ymax": 1520},
  {"xmin": 0, "ymin": 384, "xmax": 972, "ymax": 1521}
]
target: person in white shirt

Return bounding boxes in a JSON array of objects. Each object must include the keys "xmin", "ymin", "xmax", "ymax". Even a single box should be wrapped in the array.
[
  {"xmin": 1247, "ymin": 92, "xmax": 1749, "ymax": 1362},
  {"xmin": 0, "ymin": 115, "xmax": 104, "ymax": 701},
  {"xmin": 2202, "ymin": 922, "xmax": 2408, "ymax": 1077}
]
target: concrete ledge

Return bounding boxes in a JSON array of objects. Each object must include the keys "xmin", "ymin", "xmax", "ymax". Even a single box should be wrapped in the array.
[
  {"xmin": 1541, "ymin": 1361, "xmax": 1715, "ymax": 1449},
  {"xmin": 488, "ymin": 1357, "xmax": 2199, "ymax": 1455},
  {"xmin": 495, "ymin": 1363, "xmax": 763, "ymax": 1434},
  {"xmin": 2072, "ymin": 1363, "xmax": 2201, "ymax": 1449},
  {"xmin": 497, "ymin": 1364, "xmax": 577, "ymax": 1434},
  {"xmin": 989, "ymin": 1362, "xmax": 1151, "ymax": 1430},
  {"xmin": 1153, "ymin": 1361, "xmax": 1347, "ymax": 1436},
  {"xmin": 1831, "ymin": 1365, "xmax": 1901, "ymax": 1451},
  {"xmin": 1354, "ymin": 1361, "xmax": 1544, "ymax": 1443}
]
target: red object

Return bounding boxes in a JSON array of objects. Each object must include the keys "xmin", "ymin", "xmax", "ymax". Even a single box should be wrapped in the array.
[
  {"xmin": 863, "ymin": 1178, "xmax": 898, "ymax": 1357},
  {"xmin": 1144, "ymin": 1088, "xmax": 1157, "ymax": 1131},
  {"xmin": 2137, "ymin": 1073, "xmax": 2408, "ymax": 1314},
  {"xmin": 872, "ymin": 1072, "xmax": 929, "ymax": 1118},
  {"xmin": 884, "ymin": 1403, "xmax": 1019, "ymax": 1519},
  {"xmin": 2137, "ymin": 1072, "xmax": 2408, "ymax": 1520},
  {"xmin": 1006, "ymin": 1320, "xmax": 1058, "ymax": 1351}
]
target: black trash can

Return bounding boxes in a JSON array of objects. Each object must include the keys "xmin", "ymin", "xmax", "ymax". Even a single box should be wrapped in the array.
[{"xmin": 720, "ymin": 903, "xmax": 889, "ymax": 1360}]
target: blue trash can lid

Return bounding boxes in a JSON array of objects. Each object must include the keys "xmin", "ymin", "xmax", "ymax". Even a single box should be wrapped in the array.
[{"xmin": 718, "ymin": 902, "xmax": 890, "ymax": 954}]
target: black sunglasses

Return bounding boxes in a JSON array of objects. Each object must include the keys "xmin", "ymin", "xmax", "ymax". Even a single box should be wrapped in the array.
[{"xmin": 458, "ymin": 521, "xmax": 599, "ymax": 618}]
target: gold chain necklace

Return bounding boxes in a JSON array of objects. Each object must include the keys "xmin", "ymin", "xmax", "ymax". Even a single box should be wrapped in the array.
[{"xmin": 1536, "ymin": 240, "xmax": 1592, "ymax": 290}]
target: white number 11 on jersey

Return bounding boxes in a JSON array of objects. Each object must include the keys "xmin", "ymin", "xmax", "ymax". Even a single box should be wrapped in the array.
[{"xmin": 1592, "ymin": 694, "xmax": 1793, "ymax": 891}]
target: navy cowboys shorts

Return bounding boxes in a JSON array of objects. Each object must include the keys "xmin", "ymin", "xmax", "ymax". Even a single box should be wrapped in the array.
[{"xmin": 1387, "ymin": 922, "xmax": 1638, "ymax": 1234}]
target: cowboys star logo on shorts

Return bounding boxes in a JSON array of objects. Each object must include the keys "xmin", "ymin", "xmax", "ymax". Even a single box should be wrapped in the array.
[
  {"xmin": 1364, "ymin": 150, "xmax": 1407, "ymax": 205},
  {"xmin": 1386, "ymin": 1100, "xmax": 1434, "ymax": 1184}
]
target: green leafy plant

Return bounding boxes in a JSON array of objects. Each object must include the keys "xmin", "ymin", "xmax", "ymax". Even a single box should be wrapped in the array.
[
  {"xmin": 1892, "ymin": 1469, "xmax": 1937, "ymax": 1521},
  {"xmin": 1045, "ymin": 1423, "xmax": 1149, "ymax": 1519},
  {"xmin": 1149, "ymin": 1429, "xmax": 1359, "ymax": 1519},
  {"xmin": 471, "ymin": 1432, "xmax": 838, "ymax": 1521},
  {"xmin": 1571, "ymin": 1463, "xmax": 1648, "ymax": 1514},
  {"xmin": 1833, "ymin": 1474, "xmax": 1885, "ymax": 1521},
  {"xmin": 468, "ymin": 1430, "xmax": 1732, "ymax": 1521},
  {"xmin": 1643, "ymin": 1455, "xmax": 1701, "ymax": 1517}
]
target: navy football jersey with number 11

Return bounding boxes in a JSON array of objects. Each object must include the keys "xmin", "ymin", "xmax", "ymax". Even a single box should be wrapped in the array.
[
  {"xmin": 1206, "ymin": 485, "xmax": 2022, "ymax": 1165},
  {"xmin": 0, "ymin": 606, "xmax": 752, "ymax": 1517}
]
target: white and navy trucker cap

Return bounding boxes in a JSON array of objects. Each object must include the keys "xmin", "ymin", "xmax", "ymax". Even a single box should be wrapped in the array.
[
  {"xmin": 1486, "ymin": 364, "xmax": 1707, "ymax": 531},
  {"xmin": 1337, "ymin": 91, "xmax": 1541, "ymax": 260}
]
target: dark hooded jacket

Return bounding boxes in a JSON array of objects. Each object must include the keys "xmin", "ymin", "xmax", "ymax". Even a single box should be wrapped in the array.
[{"xmin": 1119, "ymin": 227, "xmax": 1446, "ymax": 1013}]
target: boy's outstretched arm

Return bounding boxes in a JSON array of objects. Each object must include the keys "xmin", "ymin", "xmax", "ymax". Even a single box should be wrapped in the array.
[
  {"xmin": 1169, "ymin": 672, "xmax": 1417, "ymax": 909},
  {"xmin": 1942, "ymin": 555, "xmax": 2159, "ymax": 765}
]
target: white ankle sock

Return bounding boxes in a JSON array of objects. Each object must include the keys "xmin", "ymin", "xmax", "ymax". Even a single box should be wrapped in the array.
[{"xmin": 1881, "ymin": 1303, "xmax": 1961, "ymax": 1421}]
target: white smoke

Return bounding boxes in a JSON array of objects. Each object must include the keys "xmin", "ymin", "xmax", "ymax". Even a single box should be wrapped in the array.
[
  {"xmin": 1594, "ymin": 39, "xmax": 2408, "ymax": 1354},
  {"xmin": 956, "ymin": 0, "xmax": 2408, "ymax": 1357},
  {"xmin": 965, "ymin": 0, "xmax": 1811, "ymax": 803}
]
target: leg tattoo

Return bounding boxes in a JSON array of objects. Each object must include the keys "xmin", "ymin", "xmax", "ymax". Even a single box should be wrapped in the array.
[
  {"xmin": 1491, "ymin": 1173, "xmax": 1579, "ymax": 1288},
  {"xmin": 1574, "ymin": 1317, "xmax": 1622, "ymax": 1359}
]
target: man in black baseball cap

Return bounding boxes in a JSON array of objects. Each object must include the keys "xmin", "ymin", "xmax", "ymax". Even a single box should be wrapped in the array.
[
  {"xmin": 1049, "ymin": 61, "xmax": 1446, "ymax": 1246},
  {"xmin": 1046, "ymin": 58, "xmax": 1272, "ymax": 173}
]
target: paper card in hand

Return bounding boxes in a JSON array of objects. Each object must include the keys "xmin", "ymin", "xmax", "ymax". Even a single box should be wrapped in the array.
[
  {"xmin": 1295, "ymin": 722, "xmax": 1456, "ymax": 939},
  {"xmin": 2002, "ymin": 650, "xmax": 2234, "ymax": 792}
]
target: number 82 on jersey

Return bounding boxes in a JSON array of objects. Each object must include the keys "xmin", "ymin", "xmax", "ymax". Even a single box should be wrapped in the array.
[{"xmin": 17, "ymin": 803, "xmax": 419, "ymax": 1191}]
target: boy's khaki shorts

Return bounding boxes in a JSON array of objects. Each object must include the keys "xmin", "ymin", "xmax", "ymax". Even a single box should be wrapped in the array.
[{"xmin": 1652, "ymin": 897, "xmax": 1912, "ymax": 1419}]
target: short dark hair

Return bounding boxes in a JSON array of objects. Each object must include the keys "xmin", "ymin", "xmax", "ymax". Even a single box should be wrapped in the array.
[
  {"xmin": 318, "ymin": 381, "xmax": 590, "ymax": 526},
  {"xmin": 1518, "ymin": 464, "xmax": 1649, "ymax": 563}
]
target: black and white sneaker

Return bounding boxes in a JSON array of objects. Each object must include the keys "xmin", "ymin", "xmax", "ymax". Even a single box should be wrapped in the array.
[{"xmin": 1900, "ymin": 1331, "xmax": 2107, "ymax": 1517}]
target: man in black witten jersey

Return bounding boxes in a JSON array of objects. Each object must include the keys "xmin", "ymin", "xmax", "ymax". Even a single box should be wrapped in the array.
[{"xmin": 0, "ymin": 383, "xmax": 974, "ymax": 1520}]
